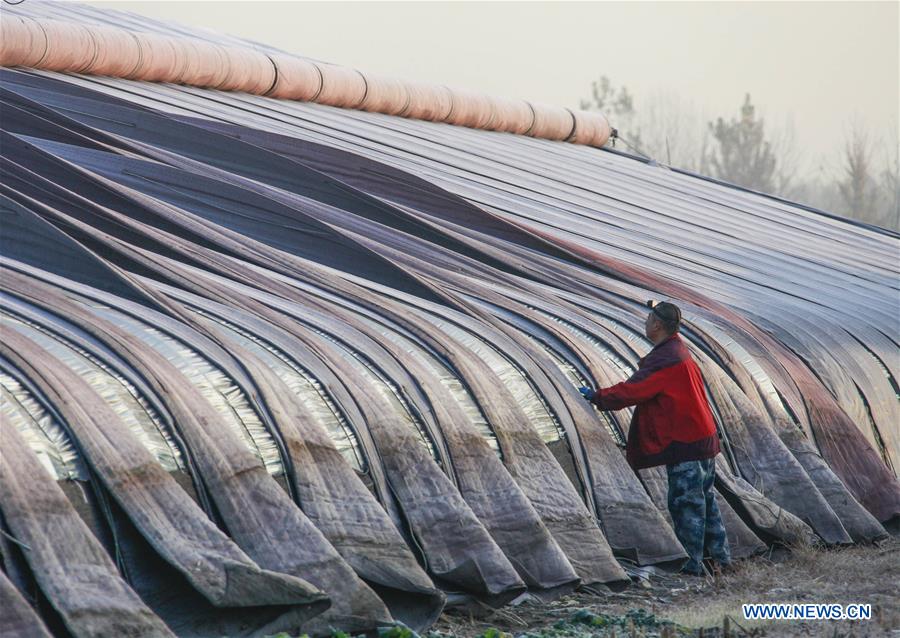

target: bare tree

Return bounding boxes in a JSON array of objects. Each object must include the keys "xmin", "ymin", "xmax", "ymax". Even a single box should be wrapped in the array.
[
  {"xmin": 579, "ymin": 79, "xmax": 896, "ymax": 230},
  {"xmin": 581, "ymin": 78, "xmax": 711, "ymax": 169},
  {"xmin": 877, "ymin": 132, "xmax": 900, "ymax": 230},
  {"xmin": 631, "ymin": 89, "xmax": 709, "ymax": 172},
  {"xmin": 837, "ymin": 124, "xmax": 882, "ymax": 225},
  {"xmin": 768, "ymin": 115, "xmax": 802, "ymax": 199}
]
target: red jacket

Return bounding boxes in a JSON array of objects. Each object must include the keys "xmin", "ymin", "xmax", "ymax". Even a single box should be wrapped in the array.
[{"xmin": 590, "ymin": 334, "xmax": 719, "ymax": 469}]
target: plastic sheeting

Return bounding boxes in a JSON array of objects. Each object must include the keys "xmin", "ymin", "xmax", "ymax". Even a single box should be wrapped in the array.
[
  {"xmin": 361, "ymin": 314, "xmax": 503, "ymax": 457},
  {"xmin": 193, "ymin": 308, "xmax": 367, "ymax": 472},
  {"xmin": 3, "ymin": 311, "xmax": 184, "ymax": 473},
  {"xmin": 0, "ymin": 371, "xmax": 86, "ymax": 481},
  {"xmin": 83, "ymin": 303, "xmax": 285, "ymax": 477},
  {"xmin": 410, "ymin": 308, "xmax": 565, "ymax": 444},
  {"xmin": 311, "ymin": 327, "xmax": 439, "ymax": 460}
]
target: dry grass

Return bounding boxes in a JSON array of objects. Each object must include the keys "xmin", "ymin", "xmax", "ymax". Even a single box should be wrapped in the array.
[
  {"xmin": 666, "ymin": 539, "xmax": 899, "ymax": 634},
  {"xmin": 432, "ymin": 537, "xmax": 900, "ymax": 637}
]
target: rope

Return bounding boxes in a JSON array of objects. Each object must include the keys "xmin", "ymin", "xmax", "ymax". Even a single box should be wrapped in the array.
[
  {"xmin": 611, "ymin": 129, "xmax": 659, "ymax": 164},
  {"xmin": 0, "ymin": 528, "xmax": 31, "ymax": 552}
]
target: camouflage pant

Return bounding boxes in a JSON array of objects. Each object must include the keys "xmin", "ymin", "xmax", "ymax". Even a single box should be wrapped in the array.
[{"xmin": 666, "ymin": 458, "xmax": 731, "ymax": 574}]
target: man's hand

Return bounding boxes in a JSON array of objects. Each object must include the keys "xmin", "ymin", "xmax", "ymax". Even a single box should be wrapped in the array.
[{"xmin": 579, "ymin": 386, "xmax": 594, "ymax": 401}]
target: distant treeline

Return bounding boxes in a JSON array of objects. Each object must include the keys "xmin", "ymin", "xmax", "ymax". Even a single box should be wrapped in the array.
[{"xmin": 582, "ymin": 77, "xmax": 899, "ymax": 231}]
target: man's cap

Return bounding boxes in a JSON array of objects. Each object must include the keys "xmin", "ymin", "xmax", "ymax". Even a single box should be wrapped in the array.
[{"xmin": 646, "ymin": 300, "xmax": 682, "ymax": 331}]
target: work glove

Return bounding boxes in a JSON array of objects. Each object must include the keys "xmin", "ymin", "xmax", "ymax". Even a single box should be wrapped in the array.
[{"xmin": 578, "ymin": 386, "xmax": 594, "ymax": 401}]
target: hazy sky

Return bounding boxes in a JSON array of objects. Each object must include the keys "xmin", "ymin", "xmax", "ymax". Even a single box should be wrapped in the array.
[{"xmin": 90, "ymin": 1, "xmax": 898, "ymax": 175}]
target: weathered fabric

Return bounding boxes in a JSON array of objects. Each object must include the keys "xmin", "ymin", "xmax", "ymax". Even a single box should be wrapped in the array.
[
  {"xmin": 0, "ymin": 421, "xmax": 177, "ymax": 638},
  {"xmin": 666, "ymin": 459, "xmax": 731, "ymax": 574},
  {"xmin": 0, "ymin": 570, "xmax": 52, "ymax": 638}
]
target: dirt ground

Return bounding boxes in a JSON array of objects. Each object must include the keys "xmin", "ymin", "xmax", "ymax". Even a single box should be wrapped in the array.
[{"xmin": 429, "ymin": 536, "xmax": 899, "ymax": 638}]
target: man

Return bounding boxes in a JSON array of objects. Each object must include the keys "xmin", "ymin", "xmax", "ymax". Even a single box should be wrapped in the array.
[{"xmin": 579, "ymin": 301, "xmax": 731, "ymax": 576}]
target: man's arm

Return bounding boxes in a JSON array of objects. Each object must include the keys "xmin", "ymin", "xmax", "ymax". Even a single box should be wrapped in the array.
[{"xmin": 589, "ymin": 367, "xmax": 671, "ymax": 410}]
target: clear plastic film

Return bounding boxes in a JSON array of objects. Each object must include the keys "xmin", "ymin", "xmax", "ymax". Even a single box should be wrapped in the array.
[
  {"xmin": 311, "ymin": 327, "xmax": 438, "ymax": 461},
  {"xmin": 192, "ymin": 308, "xmax": 367, "ymax": 472},
  {"xmin": 516, "ymin": 330, "xmax": 626, "ymax": 447},
  {"xmin": 0, "ymin": 372, "xmax": 87, "ymax": 481},
  {"xmin": 356, "ymin": 313, "xmax": 502, "ymax": 457},
  {"xmin": 523, "ymin": 333, "xmax": 585, "ymax": 387},
  {"xmin": 468, "ymin": 295, "xmax": 595, "ymax": 383},
  {"xmin": 2, "ymin": 312, "xmax": 183, "ymax": 473},
  {"xmin": 81, "ymin": 302, "xmax": 284, "ymax": 476},
  {"xmin": 531, "ymin": 308, "xmax": 637, "ymax": 380},
  {"xmin": 230, "ymin": 269, "xmax": 498, "ymax": 457},
  {"xmin": 683, "ymin": 311, "xmax": 790, "ymax": 422},
  {"xmin": 410, "ymin": 309, "xmax": 565, "ymax": 444}
]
